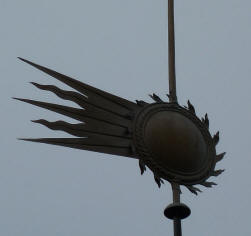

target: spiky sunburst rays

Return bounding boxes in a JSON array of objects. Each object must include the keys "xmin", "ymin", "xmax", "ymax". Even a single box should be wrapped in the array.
[
  {"xmin": 14, "ymin": 58, "xmax": 140, "ymax": 158},
  {"xmin": 181, "ymin": 100, "xmax": 225, "ymax": 195},
  {"xmin": 15, "ymin": 58, "xmax": 225, "ymax": 194}
]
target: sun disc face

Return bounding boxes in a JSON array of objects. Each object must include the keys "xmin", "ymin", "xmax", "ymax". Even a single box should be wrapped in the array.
[
  {"xmin": 133, "ymin": 103, "xmax": 216, "ymax": 185},
  {"xmin": 144, "ymin": 111, "xmax": 207, "ymax": 173}
]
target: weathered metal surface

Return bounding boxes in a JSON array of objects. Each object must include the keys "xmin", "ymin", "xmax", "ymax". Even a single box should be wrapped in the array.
[{"xmin": 133, "ymin": 102, "xmax": 218, "ymax": 187}]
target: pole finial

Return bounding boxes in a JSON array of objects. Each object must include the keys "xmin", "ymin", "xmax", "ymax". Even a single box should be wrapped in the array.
[{"xmin": 164, "ymin": 183, "xmax": 191, "ymax": 236}]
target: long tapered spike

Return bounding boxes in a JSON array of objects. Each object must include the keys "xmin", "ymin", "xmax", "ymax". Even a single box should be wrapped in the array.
[
  {"xmin": 13, "ymin": 97, "xmax": 131, "ymax": 127},
  {"xmin": 18, "ymin": 137, "xmax": 138, "ymax": 158},
  {"xmin": 13, "ymin": 97, "xmax": 87, "ymax": 122},
  {"xmin": 18, "ymin": 57, "xmax": 138, "ymax": 113},
  {"xmin": 149, "ymin": 93, "xmax": 163, "ymax": 102},
  {"xmin": 186, "ymin": 186, "xmax": 202, "ymax": 195},
  {"xmin": 211, "ymin": 169, "xmax": 225, "ymax": 177},
  {"xmin": 200, "ymin": 182, "xmax": 217, "ymax": 188},
  {"xmin": 216, "ymin": 152, "xmax": 226, "ymax": 163}
]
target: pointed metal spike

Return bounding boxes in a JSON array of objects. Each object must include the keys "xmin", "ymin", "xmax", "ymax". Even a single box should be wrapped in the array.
[
  {"xmin": 200, "ymin": 182, "xmax": 217, "ymax": 188},
  {"xmin": 187, "ymin": 100, "xmax": 196, "ymax": 114},
  {"xmin": 211, "ymin": 169, "xmax": 225, "ymax": 177},
  {"xmin": 186, "ymin": 186, "xmax": 202, "ymax": 195},
  {"xmin": 154, "ymin": 174, "xmax": 163, "ymax": 188},
  {"xmin": 30, "ymin": 81, "xmax": 37, "ymax": 86},
  {"xmin": 155, "ymin": 179, "xmax": 161, "ymax": 188},
  {"xmin": 149, "ymin": 94, "xmax": 154, "ymax": 101},
  {"xmin": 31, "ymin": 119, "xmax": 45, "ymax": 124},
  {"xmin": 216, "ymin": 152, "xmax": 226, "ymax": 163},
  {"xmin": 213, "ymin": 131, "xmax": 220, "ymax": 145},
  {"xmin": 18, "ymin": 138, "xmax": 31, "ymax": 141},
  {"xmin": 18, "ymin": 58, "xmax": 139, "ymax": 113},
  {"xmin": 13, "ymin": 97, "xmax": 86, "ymax": 122},
  {"xmin": 204, "ymin": 113, "xmax": 209, "ymax": 129},
  {"xmin": 149, "ymin": 93, "xmax": 162, "ymax": 102},
  {"xmin": 12, "ymin": 97, "xmax": 21, "ymax": 101},
  {"xmin": 193, "ymin": 186, "xmax": 202, "ymax": 192},
  {"xmin": 153, "ymin": 93, "xmax": 163, "ymax": 102},
  {"xmin": 18, "ymin": 137, "xmax": 137, "ymax": 158},
  {"xmin": 139, "ymin": 159, "xmax": 146, "ymax": 175},
  {"xmin": 136, "ymin": 100, "xmax": 148, "ymax": 107},
  {"xmin": 187, "ymin": 187, "xmax": 198, "ymax": 195},
  {"xmin": 18, "ymin": 57, "xmax": 26, "ymax": 62}
]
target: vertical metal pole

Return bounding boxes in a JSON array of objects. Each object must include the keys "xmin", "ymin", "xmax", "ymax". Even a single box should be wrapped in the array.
[
  {"xmin": 164, "ymin": 183, "xmax": 190, "ymax": 235},
  {"xmin": 168, "ymin": 0, "xmax": 178, "ymax": 103},
  {"xmin": 172, "ymin": 183, "xmax": 182, "ymax": 236},
  {"xmin": 174, "ymin": 219, "xmax": 182, "ymax": 236}
]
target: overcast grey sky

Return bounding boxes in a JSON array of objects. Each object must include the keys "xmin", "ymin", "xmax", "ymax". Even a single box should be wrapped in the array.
[{"xmin": 1, "ymin": 0, "xmax": 251, "ymax": 235}]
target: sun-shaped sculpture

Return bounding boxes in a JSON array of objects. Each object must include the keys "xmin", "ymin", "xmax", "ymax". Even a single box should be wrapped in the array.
[
  {"xmin": 15, "ymin": 2, "xmax": 226, "ymax": 234},
  {"xmin": 15, "ymin": 57, "xmax": 225, "ymax": 195}
]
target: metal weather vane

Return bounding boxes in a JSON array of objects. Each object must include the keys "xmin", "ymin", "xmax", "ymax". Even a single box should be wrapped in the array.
[{"xmin": 15, "ymin": 1, "xmax": 225, "ymax": 235}]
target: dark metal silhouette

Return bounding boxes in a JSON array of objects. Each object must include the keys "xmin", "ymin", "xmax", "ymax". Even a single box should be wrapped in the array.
[
  {"xmin": 15, "ymin": 0, "xmax": 225, "ymax": 235},
  {"xmin": 15, "ymin": 57, "xmax": 223, "ymax": 193},
  {"xmin": 168, "ymin": 0, "xmax": 177, "ymax": 103},
  {"xmin": 14, "ymin": 57, "xmax": 139, "ymax": 159}
]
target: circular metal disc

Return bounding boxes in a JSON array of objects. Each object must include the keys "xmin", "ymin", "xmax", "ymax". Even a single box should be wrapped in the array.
[{"xmin": 133, "ymin": 103, "xmax": 216, "ymax": 185}]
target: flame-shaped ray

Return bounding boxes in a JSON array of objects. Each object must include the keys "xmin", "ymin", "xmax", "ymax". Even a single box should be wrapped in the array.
[
  {"xmin": 216, "ymin": 152, "xmax": 226, "ymax": 163},
  {"xmin": 213, "ymin": 131, "xmax": 220, "ymax": 146},
  {"xmin": 187, "ymin": 100, "xmax": 196, "ymax": 114},
  {"xmin": 32, "ymin": 119, "xmax": 131, "ymax": 139},
  {"xmin": 186, "ymin": 185, "xmax": 202, "ymax": 195},
  {"xmin": 18, "ymin": 58, "xmax": 138, "ymax": 114},
  {"xmin": 30, "ymin": 82, "xmax": 88, "ymax": 109},
  {"xmin": 139, "ymin": 159, "xmax": 147, "ymax": 175},
  {"xmin": 14, "ymin": 98, "xmax": 130, "ymax": 127},
  {"xmin": 211, "ymin": 169, "xmax": 225, "ymax": 177},
  {"xmin": 149, "ymin": 93, "xmax": 162, "ymax": 102}
]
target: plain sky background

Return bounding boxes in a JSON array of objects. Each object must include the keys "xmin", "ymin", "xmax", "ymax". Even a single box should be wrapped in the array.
[{"xmin": 1, "ymin": 0, "xmax": 251, "ymax": 235}]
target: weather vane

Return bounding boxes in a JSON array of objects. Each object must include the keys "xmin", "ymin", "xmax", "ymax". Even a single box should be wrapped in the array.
[{"xmin": 15, "ymin": 1, "xmax": 225, "ymax": 235}]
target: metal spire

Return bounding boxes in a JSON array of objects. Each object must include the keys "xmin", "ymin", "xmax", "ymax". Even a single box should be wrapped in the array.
[
  {"xmin": 168, "ymin": 0, "xmax": 177, "ymax": 103},
  {"xmin": 165, "ymin": 2, "xmax": 190, "ymax": 236}
]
